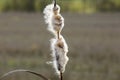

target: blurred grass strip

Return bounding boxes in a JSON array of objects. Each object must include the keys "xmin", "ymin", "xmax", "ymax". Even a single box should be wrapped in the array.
[
  {"xmin": 0, "ymin": 0, "xmax": 9, "ymax": 12},
  {"xmin": 0, "ymin": 0, "xmax": 120, "ymax": 13}
]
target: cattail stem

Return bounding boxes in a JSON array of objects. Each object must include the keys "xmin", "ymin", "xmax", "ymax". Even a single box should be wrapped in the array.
[
  {"xmin": 54, "ymin": 0, "xmax": 57, "ymax": 7},
  {"xmin": 57, "ymin": 31, "xmax": 60, "ymax": 39},
  {"xmin": 60, "ymin": 71, "xmax": 63, "ymax": 80}
]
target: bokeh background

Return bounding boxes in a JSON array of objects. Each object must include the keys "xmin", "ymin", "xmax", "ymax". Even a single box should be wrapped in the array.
[{"xmin": 0, "ymin": 0, "xmax": 120, "ymax": 80}]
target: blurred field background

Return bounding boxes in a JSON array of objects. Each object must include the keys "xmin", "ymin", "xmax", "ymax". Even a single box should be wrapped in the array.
[
  {"xmin": 0, "ymin": 0, "xmax": 120, "ymax": 13},
  {"xmin": 0, "ymin": 0, "xmax": 120, "ymax": 80}
]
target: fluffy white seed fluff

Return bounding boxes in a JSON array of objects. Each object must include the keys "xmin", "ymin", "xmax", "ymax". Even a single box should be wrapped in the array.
[
  {"xmin": 50, "ymin": 35, "xmax": 69, "ymax": 75},
  {"xmin": 43, "ymin": 2, "xmax": 69, "ymax": 76},
  {"xmin": 43, "ymin": 3, "xmax": 64, "ymax": 37}
]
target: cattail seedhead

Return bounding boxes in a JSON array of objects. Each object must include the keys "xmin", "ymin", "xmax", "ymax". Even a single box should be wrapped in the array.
[
  {"xmin": 52, "ymin": 14, "xmax": 64, "ymax": 32},
  {"xmin": 43, "ymin": 3, "xmax": 63, "ymax": 37},
  {"xmin": 50, "ymin": 35, "xmax": 69, "ymax": 75},
  {"xmin": 43, "ymin": 1, "xmax": 69, "ymax": 78}
]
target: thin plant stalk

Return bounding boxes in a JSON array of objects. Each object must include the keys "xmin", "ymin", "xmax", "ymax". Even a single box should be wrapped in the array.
[
  {"xmin": 0, "ymin": 69, "xmax": 49, "ymax": 80},
  {"xmin": 60, "ymin": 71, "xmax": 63, "ymax": 80},
  {"xmin": 54, "ymin": 0, "xmax": 57, "ymax": 7}
]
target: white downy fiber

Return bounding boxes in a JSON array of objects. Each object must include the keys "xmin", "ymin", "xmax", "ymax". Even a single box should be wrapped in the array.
[
  {"xmin": 50, "ymin": 35, "xmax": 69, "ymax": 75},
  {"xmin": 43, "ymin": 2, "xmax": 69, "ymax": 76},
  {"xmin": 43, "ymin": 3, "xmax": 64, "ymax": 37}
]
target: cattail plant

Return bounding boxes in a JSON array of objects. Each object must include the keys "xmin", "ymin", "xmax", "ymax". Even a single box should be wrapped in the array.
[
  {"xmin": 0, "ymin": 0, "xmax": 68, "ymax": 80},
  {"xmin": 43, "ymin": 0, "xmax": 69, "ymax": 80}
]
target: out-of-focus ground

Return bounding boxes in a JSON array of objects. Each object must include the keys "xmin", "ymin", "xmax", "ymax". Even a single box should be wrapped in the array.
[{"xmin": 0, "ymin": 13, "xmax": 120, "ymax": 80}]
